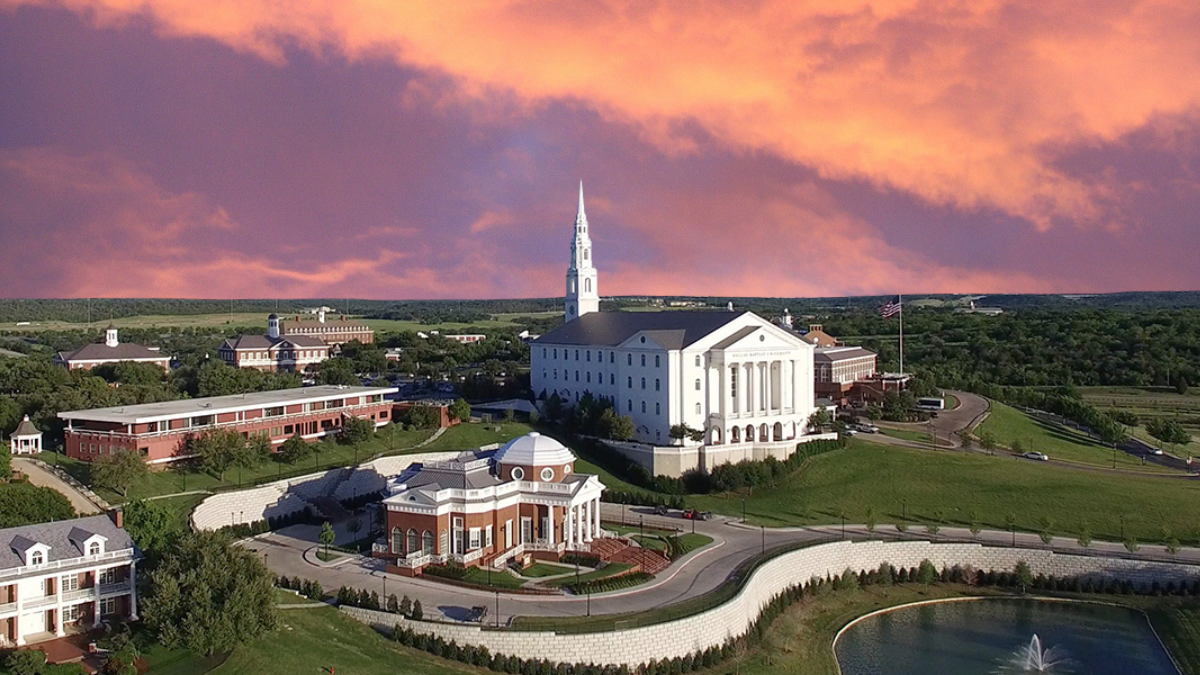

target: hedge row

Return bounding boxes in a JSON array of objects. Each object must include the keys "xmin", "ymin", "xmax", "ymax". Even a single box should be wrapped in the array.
[
  {"xmin": 565, "ymin": 571, "xmax": 653, "ymax": 595},
  {"xmin": 560, "ymin": 553, "xmax": 601, "ymax": 568},
  {"xmin": 276, "ymin": 575, "xmax": 323, "ymax": 601},
  {"xmin": 217, "ymin": 508, "xmax": 315, "ymax": 539}
]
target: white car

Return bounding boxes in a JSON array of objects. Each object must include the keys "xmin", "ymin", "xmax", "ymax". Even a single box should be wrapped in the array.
[
  {"xmin": 1022, "ymin": 451, "xmax": 1049, "ymax": 461},
  {"xmin": 1147, "ymin": 448, "xmax": 1164, "ymax": 456}
]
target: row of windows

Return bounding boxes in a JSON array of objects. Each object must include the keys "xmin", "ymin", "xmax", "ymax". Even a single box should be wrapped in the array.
[
  {"xmin": 546, "ymin": 370, "xmax": 669, "ymax": 392},
  {"xmin": 542, "ymin": 348, "xmax": 675, "ymax": 369}
]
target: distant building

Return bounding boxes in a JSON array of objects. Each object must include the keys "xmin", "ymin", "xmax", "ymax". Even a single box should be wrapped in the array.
[
  {"xmin": 0, "ymin": 513, "xmax": 138, "ymax": 647},
  {"xmin": 54, "ymin": 326, "xmax": 171, "ymax": 371},
  {"xmin": 378, "ymin": 433, "xmax": 605, "ymax": 575},
  {"xmin": 955, "ymin": 300, "xmax": 1004, "ymax": 315},
  {"xmin": 814, "ymin": 347, "xmax": 878, "ymax": 405},
  {"xmin": 59, "ymin": 385, "xmax": 397, "ymax": 464},
  {"xmin": 445, "ymin": 334, "xmax": 486, "ymax": 344},
  {"xmin": 218, "ymin": 314, "xmax": 329, "ymax": 373},
  {"xmin": 8, "ymin": 415, "xmax": 42, "ymax": 456},
  {"xmin": 280, "ymin": 310, "xmax": 373, "ymax": 346},
  {"xmin": 797, "ymin": 324, "xmax": 838, "ymax": 348}
]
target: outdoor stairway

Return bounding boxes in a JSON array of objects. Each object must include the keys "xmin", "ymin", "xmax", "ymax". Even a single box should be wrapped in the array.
[
  {"xmin": 611, "ymin": 545, "xmax": 671, "ymax": 575},
  {"xmin": 307, "ymin": 495, "xmax": 352, "ymax": 522},
  {"xmin": 585, "ymin": 537, "xmax": 627, "ymax": 561}
]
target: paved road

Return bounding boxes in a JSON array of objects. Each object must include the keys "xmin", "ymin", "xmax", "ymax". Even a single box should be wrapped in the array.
[
  {"xmin": 13, "ymin": 457, "xmax": 101, "ymax": 515},
  {"xmin": 243, "ymin": 502, "xmax": 1200, "ymax": 625},
  {"xmin": 865, "ymin": 389, "xmax": 989, "ymax": 450}
]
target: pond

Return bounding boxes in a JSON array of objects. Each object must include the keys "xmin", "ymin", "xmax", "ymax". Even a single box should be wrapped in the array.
[{"xmin": 834, "ymin": 598, "xmax": 1178, "ymax": 674}]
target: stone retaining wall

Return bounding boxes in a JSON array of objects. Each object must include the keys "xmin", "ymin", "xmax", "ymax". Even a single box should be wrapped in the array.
[
  {"xmin": 342, "ymin": 538, "xmax": 1200, "ymax": 668},
  {"xmin": 605, "ymin": 433, "xmax": 839, "ymax": 478},
  {"xmin": 191, "ymin": 451, "xmax": 460, "ymax": 530}
]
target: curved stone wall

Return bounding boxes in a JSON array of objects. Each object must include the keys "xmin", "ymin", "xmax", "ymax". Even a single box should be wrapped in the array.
[{"xmin": 342, "ymin": 539, "xmax": 1200, "ymax": 668}]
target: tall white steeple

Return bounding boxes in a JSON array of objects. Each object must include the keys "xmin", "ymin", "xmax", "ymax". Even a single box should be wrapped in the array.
[{"xmin": 564, "ymin": 181, "xmax": 599, "ymax": 322}]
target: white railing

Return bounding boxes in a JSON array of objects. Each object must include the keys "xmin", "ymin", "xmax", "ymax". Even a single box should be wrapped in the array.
[
  {"xmin": 396, "ymin": 554, "xmax": 441, "ymax": 569},
  {"xmin": 524, "ymin": 540, "xmax": 565, "ymax": 553},
  {"xmin": 100, "ymin": 581, "xmax": 131, "ymax": 596},
  {"xmin": 449, "ymin": 549, "xmax": 485, "ymax": 565},
  {"xmin": 23, "ymin": 594, "xmax": 57, "ymax": 609},
  {"xmin": 61, "ymin": 588, "xmax": 94, "ymax": 603},
  {"xmin": 372, "ymin": 542, "xmax": 389, "ymax": 554},
  {"xmin": 0, "ymin": 549, "xmax": 134, "ymax": 581},
  {"xmin": 518, "ymin": 481, "xmax": 574, "ymax": 495},
  {"xmin": 0, "ymin": 601, "xmax": 16, "ymax": 614}
]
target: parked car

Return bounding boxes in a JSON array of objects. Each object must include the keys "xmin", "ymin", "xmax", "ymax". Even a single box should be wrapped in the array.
[
  {"xmin": 469, "ymin": 605, "xmax": 489, "ymax": 623},
  {"xmin": 843, "ymin": 428, "xmax": 858, "ymax": 437},
  {"xmin": 682, "ymin": 508, "xmax": 712, "ymax": 521},
  {"xmin": 1022, "ymin": 451, "xmax": 1050, "ymax": 461},
  {"xmin": 1147, "ymin": 448, "xmax": 1165, "ymax": 456},
  {"xmin": 653, "ymin": 504, "xmax": 670, "ymax": 516}
]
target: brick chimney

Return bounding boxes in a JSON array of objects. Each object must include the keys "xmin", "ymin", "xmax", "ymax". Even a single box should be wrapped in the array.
[{"xmin": 108, "ymin": 508, "xmax": 123, "ymax": 529}]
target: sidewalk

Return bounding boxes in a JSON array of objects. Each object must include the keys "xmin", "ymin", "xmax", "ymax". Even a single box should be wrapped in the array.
[{"xmin": 13, "ymin": 457, "xmax": 104, "ymax": 515}]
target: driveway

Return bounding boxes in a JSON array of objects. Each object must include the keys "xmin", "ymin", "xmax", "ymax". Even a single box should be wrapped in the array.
[
  {"xmin": 243, "ymin": 501, "xmax": 1200, "ymax": 625},
  {"xmin": 13, "ymin": 457, "xmax": 102, "ymax": 515},
  {"xmin": 869, "ymin": 390, "xmax": 989, "ymax": 449}
]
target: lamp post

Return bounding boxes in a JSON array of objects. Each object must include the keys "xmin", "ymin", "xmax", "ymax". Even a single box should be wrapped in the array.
[
  {"xmin": 1120, "ymin": 514, "xmax": 1125, "ymax": 540},
  {"xmin": 761, "ymin": 525, "xmax": 765, "ymax": 554},
  {"xmin": 586, "ymin": 586, "xmax": 591, "ymax": 616},
  {"xmin": 1011, "ymin": 523, "xmax": 1016, "ymax": 547},
  {"xmin": 901, "ymin": 498, "xmax": 907, "ymax": 522},
  {"xmin": 841, "ymin": 514, "xmax": 846, "ymax": 540},
  {"xmin": 495, "ymin": 590, "xmax": 500, "ymax": 628},
  {"xmin": 742, "ymin": 498, "xmax": 747, "ymax": 523}
]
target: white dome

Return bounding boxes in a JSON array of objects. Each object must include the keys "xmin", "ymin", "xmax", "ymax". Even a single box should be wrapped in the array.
[{"xmin": 493, "ymin": 432, "xmax": 575, "ymax": 467}]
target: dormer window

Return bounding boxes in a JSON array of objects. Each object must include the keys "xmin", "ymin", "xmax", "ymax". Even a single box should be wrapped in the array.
[
  {"xmin": 88, "ymin": 542, "xmax": 101, "ymax": 556},
  {"xmin": 30, "ymin": 551, "xmax": 43, "ymax": 565}
]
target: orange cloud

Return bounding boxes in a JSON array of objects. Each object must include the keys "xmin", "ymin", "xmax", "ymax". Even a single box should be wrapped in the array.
[{"xmin": 10, "ymin": 0, "xmax": 1200, "ymax": 231}]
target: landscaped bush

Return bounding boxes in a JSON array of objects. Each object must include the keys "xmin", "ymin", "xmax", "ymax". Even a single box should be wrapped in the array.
[
  {"xmin": 565, "ymin": 571, "xmax": 653, "ymax": 595},
  {"xmin": 560, "ymin": 553, "xmax": 602, "ymax": 568},
  {"xmin": 421, "ymin": 564, "xmax": 469, "ymax": 581}
]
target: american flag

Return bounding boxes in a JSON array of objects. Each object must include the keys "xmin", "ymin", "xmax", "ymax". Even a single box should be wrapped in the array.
[{"xmin": 878, "ymin": 295, "xmax": 902, "ymax": 319}]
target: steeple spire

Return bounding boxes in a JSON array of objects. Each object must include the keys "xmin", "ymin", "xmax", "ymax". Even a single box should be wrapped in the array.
[
  {"xmin": 577, "ymin": 181, "xmax": 586, "ymax": 221},
  {"xmin": 564, "ymin": 181, "xmax": 599, "ymax": 322}
]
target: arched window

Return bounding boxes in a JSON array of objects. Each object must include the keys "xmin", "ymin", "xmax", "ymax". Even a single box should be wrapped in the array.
[
  {"xmin": 584, "ymin": 250, "xmax": 589, "ymax": 260},
  {"xmin": 553, "ymin": 349, "xmax": 558, "ymax": 359},
  {"xmin": 586, "ymin": 372, "xmax": 591, "ymax": 383},
  {"xmin": 610, "ymin": 352, "xmax": 615, "ymax": 363},
  {"xmin": 610, "ymin": 374, "xmax": 615, "ymax": 385},
  {"xmin": 575, "ymin": 370, "xmax": 580, "ymax": 381},
  {"xmin": 641, "ymin": 378, "xmax": 646, "ymax": 389},
  {"xmin": 641, "ymin": 401, "xmax": 647, "ymax": 413},
  {"xmin": 407, "ymin": 529, "xmax": 419, "ymax": 555},
  {"xmin": 423, "ymin": 531, "xmax": 434, "ymax": 554},
  {"xmin": 628, "ymin": 400, "xmax": 633, "ymax": 412},
  {"xmin": 695, "ymin": 355, "xmax": 701, "ymax": 367},
  {"xmin": 585, "ymin": 278, "xmax": 591, "ymax": 292},
  {"xmin": 627, "ymin": 376, "xmax": 633, "ymax": 388},
  {"xmin": 695, "ymin": 403, "xmax": 701, "ymax": 414},
  {"xmin": 656, "ymin": 403, "xmax": 661, "ymax": 415},
  {"xmin": 695, "ymin": 378, "xmax": 702, "ymax": 390},
  {"xmin": 587, "ymin": 351, "xmax": 591, "ymax": 362},
  {"xmin": 575, "ymin": 350, "xmax": 580, "ymax": 360},
  {"xmin": 655, "ymin": 379, "xmax": 660, "ymax": 391},
  {"xmin": 542, "ymin": 348, "xmax": 546, "ymax": 358},
  {"xmin": 569, "ymin": 279, "xmax": 576, "ymax": 292},
  {"xmin": 553, "ymin": 369, "xmax": 558, "ymax": 380},
  {"xmin": 627, "ymin": 354, "xmax": 632, "ymax": 366},
  {"xmin": 655, "ymin": 355, "xmax": 661, "ymax": 367},
  {"xmin": 88, "ymin": 542, "xmax": 101, "ymax": 556},
  {"xmin": 31, "ymin": 551, "xmax": 43, "ymax": 565},
  {"xmin": 542, "ymin": 370, "xmax": 547, "ymax": 380},
  {"xmin": 391, "ymin": 527, "xmax": 404, "ymax": 554},
  {"xmin": 641, "ymin": 354, "xmax": 646, "ymax": 367}
]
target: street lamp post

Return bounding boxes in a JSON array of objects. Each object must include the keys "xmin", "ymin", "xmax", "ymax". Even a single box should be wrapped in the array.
[
  {"xmin": 1011, "ymin": 524, "xmax": 1016, "ymax": 547},
  {"xmin": 901, "ymin": 499, "xmax": 907, "ymax": 522},
  {"xmin": 841, "ymin": 515, "xmax": 846, "ymax": 540},
  {"xmin": 742, "ymin": 498, "xmax": 747, "ymax": 523},
  {"xmin": 495, "ymin": 590, "xmax": 500, "ymax": 628}
]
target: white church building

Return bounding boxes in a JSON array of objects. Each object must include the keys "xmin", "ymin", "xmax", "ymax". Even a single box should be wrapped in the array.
[{"xmin": 531, "ymin": 185, "xmax": 831, "ymax": 477}]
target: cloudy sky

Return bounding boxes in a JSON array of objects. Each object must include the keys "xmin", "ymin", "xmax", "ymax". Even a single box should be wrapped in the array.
[{"xmin": 2, "ymin": 1, "xmax": 1198, "ymax": 299}]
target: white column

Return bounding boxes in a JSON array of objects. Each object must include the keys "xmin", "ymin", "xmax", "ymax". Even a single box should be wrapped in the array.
[
  {"xmin": 577, "ymin": 503, "xmax": 585, "ymax": 545},
  {"xmin": 744, "ymin": 363, "xmax": 753, "ymax": 415},
  {"xmin": 92, "ymin": 569, "xmax": 103, "ymax": 628},
  {"xmin": 566, "ymin": 504, "xmax": 574, "ymax": 548},
  {"xmin": 584, "ymin": 500, "xmax": 594, "ymax": 542},
  {"xmin": 594, "ymin": 498, "xmax": 602, "ymax": 537},
  {"xmin": 547, "ymin": 505, "xmax": 556, "ymax": 544},
  {"xmin": 128, "ymin": 563, "xmax": 139, "ymax": 620}
]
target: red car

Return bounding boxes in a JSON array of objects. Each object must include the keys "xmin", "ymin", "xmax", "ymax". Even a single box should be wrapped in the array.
[{"xmin": 682, "ymin": 508, "xmax": 712, "ymax": 521}]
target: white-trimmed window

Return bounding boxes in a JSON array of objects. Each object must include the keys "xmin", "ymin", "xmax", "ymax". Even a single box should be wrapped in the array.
[
  {"xmin": 485, "ymin": 525, "xmax": 493, "ymax": 548},
  {"xmin": 511, "ymin": 467, "xmax": 525, "ymax": 480},
  {"xmin": 469, "ymin": 528, "xmax": 481, "ymax": 550},
  {"xmin": 100, "ymin": 568, "xmax": 117, "ymax": 585},
  {"xmin": 100, "ymin": 597, "xmax": 116, "ymax": 616},
  {"xmin": 30, "ymin": 551, "xmax": 43, "ymax": 566},
  {"xmin": 63, "ymin": 604, "xmax": 82, "ymax": 623},
  {"xmin": 540, "ymin": 467, "xmax": 555, "ymax": 481},
  {"xmin": 88, "ymin": 541, "xmax": 101, "ymax": 556},
  {"xmin": 61, "ymin": 574, "xmax": 79, "ymax": 592}
]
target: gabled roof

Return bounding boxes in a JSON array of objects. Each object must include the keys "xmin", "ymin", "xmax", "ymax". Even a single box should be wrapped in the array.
[
  {"xmin": 535, "ymin": 311, "xmax": 745, "ymax": 349},
  {"xmin": 57, "ymin": 343, "xmax": 169, "ymax": 363},
  {"xmin": 813, "ymin": 347, "xmax": 876, "ymax": 362},
  {"xmin": 220, "ymin": 334, "xmax": 328, "ymax": 351},
  {"xmin": 1, "ymin": 514, "xmax": 134, "ymax": 570}
]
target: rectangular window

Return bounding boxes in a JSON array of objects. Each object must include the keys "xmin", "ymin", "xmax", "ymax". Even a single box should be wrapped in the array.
[
  {"xmin": 100, "ymin": 568, "xmax": 117, "ymax": 585},
  {"xmin": 270, "ymin": 427, "xmax": 283, "ymax": 437},
  {"xmin": 100, "ymin": 597, "xmax": 116, "ymax": 616},
  {"xmin": 264, "ymin": 407, "xmax": 284, "ymax": 418},
  {"xmin": 284, "ymin": 425, "xmax": 294, "ymax": 435},
  {"xmin": 63, "ymin": 604, "xmax": 82, "ymax": 623},
  {"xmin": 469, "ymin": 528, "xmax": 481, "ymax": 549},
  {"xmin": 61, "ymin": 575, "xmax": 79, "ymax": 592},
  {"xmin": 485, "ymin": 525, "xmax": 493, "ymax": 547},
  {"xmin": 146, "ymin": 421, "xmax": 158, "ymax": 433},
  {"xmin": 505, "ymin": 520, "xmax": 513, "ymax": 548}
]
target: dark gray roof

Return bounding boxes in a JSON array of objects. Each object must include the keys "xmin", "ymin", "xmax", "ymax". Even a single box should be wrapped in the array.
[
  {"xmin": 403, "ymin": 464, "xmax": 502, "ymax": 491},
  {"xmin": 220, "ymin": 335, "xmax": 327, "ymax": 350},
  {"xmin": 534, "ymin": 311, "xmax": 746, "ymax": 349},
  {"xmin": 813, "ymin": 347, "xmax": 876, "ymax": 363},
  {"xmin": 12, "ymin": 416, "xmax": 40, "ymax": 437},
  {"xmin": 1, "ymin": 514, "xmax": 134, "ymax": 570},
  {"xmin": 57, "ymin": 343, "xmax": 170, "ymax": 363}
]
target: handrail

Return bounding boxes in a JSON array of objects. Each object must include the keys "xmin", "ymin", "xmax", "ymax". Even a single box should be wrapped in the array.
[{"xmin": 0, "ymin": 548, "xmax": 135, "ymax": 581}]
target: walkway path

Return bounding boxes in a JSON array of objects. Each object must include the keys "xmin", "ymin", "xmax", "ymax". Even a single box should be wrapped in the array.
[
  {"xmin": 12, "ymin": 457, "xmax": 103, "ymax": 515},
  {"xmin": 242, "ymin": 502, "xmax": 1200, "ymax": 626}
]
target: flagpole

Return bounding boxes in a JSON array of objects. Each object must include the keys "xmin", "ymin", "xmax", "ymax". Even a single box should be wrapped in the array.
[{"xmin": 898, "ymin": 294, "xmax": 904, "ymax": 375}]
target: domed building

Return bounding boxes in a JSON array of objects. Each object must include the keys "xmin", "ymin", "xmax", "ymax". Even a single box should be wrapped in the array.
[{"xmin": 380, "ymin": 432, "xmax": 605, "ymax": 575}]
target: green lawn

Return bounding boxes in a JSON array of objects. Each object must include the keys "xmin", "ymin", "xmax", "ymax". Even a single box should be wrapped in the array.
[
  {"xmin": 944, "ymin": 393, "xmax": 960, "ymax": 410},
  {"xmin": 150, "ymin": 605, "xmax": 478, "ymax": 675},
  {"xmin": 1147, "ymin": 606, "xmax": 1200, "ymax": 675},
  {"xmin": 879, "ymin": 427, "xmax": 935, "ymax": 444},
  {"xmin": 977, "ymin": 401, "xmax": 1176, "ymax": 473},
  {"xmin": 540, "ymin": 562, "xmax": 635, "ymax": 588},
  {"xmin": 687, "ymin": 439, "xmax": 1200, "ymax": 544},
  {"xmin": 42, "ymin": 426, "xmax": 437, "ymax": 504},
  {"xmin": 573, "ymin": 458, "xmax": 653, "ymax": 497},
  {"xmin": 421, "ymin": 421, "xmax": 534, "ymax": 452},
  {"xmin": 674, "ymin": 533, "xmax": 713, "ymax": 556},
  {"xmin": 458, "ymin": 567, "xmax": 527, "ymax": 589},
  {"xmin": 519, "ymin": 562, "xmax": 575, "ymax": 578}
]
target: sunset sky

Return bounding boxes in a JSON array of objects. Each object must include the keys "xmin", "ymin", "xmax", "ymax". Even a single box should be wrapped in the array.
[{"xmin": 2, "ymin": 1, "xmax": 1198, "ymax": 299}]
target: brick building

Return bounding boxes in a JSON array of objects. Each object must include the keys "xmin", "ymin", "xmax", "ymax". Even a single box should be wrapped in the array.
[
  {"xmin": 378, "ymin": 432, "xmax": 605, "ymax": 575},
  {"xmin": 218, "ymin": 315, "xmax": 329, "ymax": 372},
  {"xmin": 59, "ymin": 385, "xmax": 397, "ymax": 464},
  {"xmin": 54, "ymin": 326, "xmax": 170, "ymax": 371},
  {"xmin": 280, "ymin": 310, "xmax": 373, "ymax": 346},
  {"xmin": 0, "ymin": 513, "xmax": 137, "ymax": 648}
]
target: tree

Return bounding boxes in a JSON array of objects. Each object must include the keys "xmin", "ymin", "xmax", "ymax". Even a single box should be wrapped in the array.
[
  {"xmin": 92, "ymin": 449, "xmax": 149, "ymax": 498},
  {"xmin": 317, "ymin": 358, "xmax": 359, "ymax": 386},
  {"xmin": 400, "ymin": 595, "xmax": 412, "ymax": 616},
  {"xmin": 449, "ymin": 398, "xmax": 471, "ymax": 423},
  {"xmin": 1167, "ymin": 538, "xmax": 1181, "ymax": 556},
  {"xmin": 4, "ymin": 649, "xmax": 47, "ymax": 675},
  {"xmin": 1039, "ymin": 516, "xmax": 1054, "ymax": 546},
  {"xmin": 968, "ymin": 511, "xmax": 982, "ymax": 538},
  {"xmin": 597, "ymin": 408, "xmax": 634, "ymax": 441},
  {"xmin": 411, "ymin": 599, "xmax": 423, "ymax": 621},
  {"xmin": 387, "ymin": 593, "xmax": 399, "ymax": 612},
  {"xmin": 1077, "ymin": 523, "xmax": 1092, "ymax": 549},
  {"xmin": 1095, "ymin": 415, "xmax": 1129, "ymax": 447},
  {"xmin": 916, "ymin": 559, "xmax": 938, "ymax": 584},
  {"xmin": 123, "ymin": 499, "xmax": 181, "ymax": 565},
  {"xmin": 806, "ymin": 408, "xmax": 832, "ymax": 433},
  {"xmin": 1014, "ymin": 561, "xmax": 1033, "ymax": 592},
  {"xmin": 278, "ymin": 433, "xmax": 311, "ymax": 464},
  {"xmin": 191, "ymin": 428, "xmax": 245, "ymax": 480},
  {"xmin": 0, "ymin": 444, "xmax": 11, "ymax": 482},
  {"xmin": 1177, "ymin": 377, "xmax": 1190, "ymax": 395},
  {"xmin": 1124, "ymin": 537, "xmax": 1140, "ymax": 553},
  {"xmin": 1147, "ymin": 419, "xmax": 1191, "ymax": 452},
  {"xmin": 99, "ymin": 624, "xmax": 141, "ymax": 675},
  {"xmin": 144, "ymin": 530, "xmax": 277, "ymax": 655},
  {"xmin": 864, "ymin": 506, "xmax": 876, "ymax": 533},
  {"xmin": 341, "ymin": 416, "xmax": 375, "ymax": 446},
  {"xmin": 319, "ymin": 521, "xmax": 336, "ymax": 557},
  {"xmin": 978, "ymin": 431, "xmax": 996, "ymax": 454},
  {"xmin": 403, "ymin": 405, "xmax": 441, "ymax": 430},
  {"xmin": 245, "ymin": 433, "xmax": 274, "ymax": 465},
  {"xmin": 925, "ymin": 521, "xmax": 940, "ymax": 537},
  {"xmin": 669, "ymin": 423, "xmax": 704, "ymax": 445}
]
